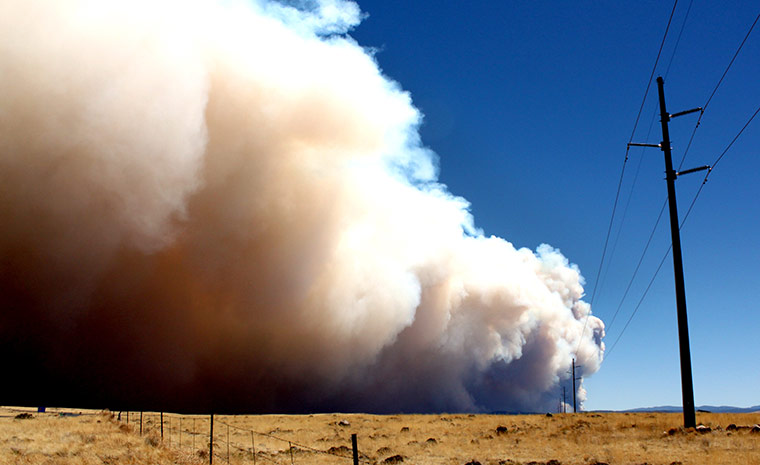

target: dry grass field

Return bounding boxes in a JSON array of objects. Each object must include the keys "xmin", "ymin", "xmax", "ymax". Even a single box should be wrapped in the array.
[{"xmin": 1, "ymin": 406, "xmax": 758, "ymax": 465}]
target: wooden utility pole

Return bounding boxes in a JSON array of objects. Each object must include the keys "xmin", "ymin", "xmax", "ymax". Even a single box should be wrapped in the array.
[
  {"xmin": 572, "ymin": 358, "xmax": 580, "ymax": 413},
  {"xmin": 630, "ymin": 76, "xmax": 706, "ymax": 429},
  {"xmin": 657, "ymin": 76, "xmax": 697, "ymax": 429}
]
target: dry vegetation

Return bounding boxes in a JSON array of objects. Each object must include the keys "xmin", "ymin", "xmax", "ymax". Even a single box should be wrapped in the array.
[{"xmin": 2, "ymin": 407, "xmax": 758, "ymax": 465}]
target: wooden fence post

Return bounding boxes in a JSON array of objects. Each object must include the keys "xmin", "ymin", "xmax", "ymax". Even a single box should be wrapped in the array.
[
  {"xmin": 140, "ymin": 412, "xmax": 143, "ymax": 435},
  {"xmin": 209, "ymin": 414, "xmax": 214, "ymax": 465},
  {"xmin": 251, "ymin": 431, "xmax": 256, "ymax": 465},
  {"xmin": 352, "ymin": 433, "xmax": 359, "ymax": 465},
  {"xmin": 160, "ymin": 412, "xmax": 164, "ymax": 441}
]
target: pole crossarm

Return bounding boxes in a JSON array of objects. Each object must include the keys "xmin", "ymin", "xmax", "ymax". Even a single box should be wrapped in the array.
[
  {"xmin": 670, "ymin": 107, "xmax": 703, "ymax": 119},
  {"xmin": 670, "ymin": 107, "xmax": 705, "ymax": 119},
  {"xmin": 676, "ymin": 165, "xmax": 711, "ymax": 177},
  {"xmin": 627, "ymin": 142, "xmax": 661, "ymax": 148}
]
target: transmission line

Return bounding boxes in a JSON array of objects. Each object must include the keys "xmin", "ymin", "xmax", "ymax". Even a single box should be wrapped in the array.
[
  {"xmin": 605, "ymin": 243, "xmax": 671, "ymax": 359},
  {"xmin": 703, "ymin": 13, "xmax": 760, "ymax": 110},
  {"xmin": 677, "ymin": 11, "xmax": 759, "ymax": 170},
  {"xmin": 601, "ymin": 1, "xmax": 696, "ymax": 308},
  {"xmin": 576, "ymin": 0, "xmax": 680, "ymax": 355},
  {"xmin": 601, "ymin": 10, "xmax": 760, "ymax": 355},
  {"xmin": 604, "ymin": 103, "xmax": 760, "ymax": 358},
  {"xmin": 604, "ymin": 198, "xmax": 667, "ymax": 335}
]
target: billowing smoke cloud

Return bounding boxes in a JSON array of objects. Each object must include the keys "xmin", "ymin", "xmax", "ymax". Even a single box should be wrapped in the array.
[{"xmin": 0, "ymin": 0, "xmax": 604, "ymax": 413}]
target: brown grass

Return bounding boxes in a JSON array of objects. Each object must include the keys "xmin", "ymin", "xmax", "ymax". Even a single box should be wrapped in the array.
[
  {"xmin": 0, "ymin": 407, "xmax": 202, "ymax": 464},
  {"xmin": 2, "ymin": 407, "xmax": 758, "ymax": 464}
]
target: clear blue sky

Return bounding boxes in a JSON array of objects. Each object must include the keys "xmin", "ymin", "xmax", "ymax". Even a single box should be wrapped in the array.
[{"xmin": 350, "ymin": 1, "xmax": 760, "ymax": 411}]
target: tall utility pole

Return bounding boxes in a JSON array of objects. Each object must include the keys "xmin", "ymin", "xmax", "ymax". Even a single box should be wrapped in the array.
[
  {"xmin": 657, "ymin": 75, "xmax": 696, "ymax": 429},
  {"xmin": 571, "ymin": 359, "xmax": 580, "ymax": 413},
  {"xmin": 630, "ymin": 76, "xmax": 707, "ymax": 429}
]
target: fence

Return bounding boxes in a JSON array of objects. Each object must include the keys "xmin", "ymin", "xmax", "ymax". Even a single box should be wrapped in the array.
[{"xmin": 115, "ymin": 411, "xmax": 370, "ymax": 465}]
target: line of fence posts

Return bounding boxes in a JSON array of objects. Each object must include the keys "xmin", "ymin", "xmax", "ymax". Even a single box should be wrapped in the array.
[
  {"xmin": 114, "ymin": 411, "xmax": 363, "ymax": 465},
  {"xmin": 114, "ymin": 411, "xmax": 215, "ymax": 465}
]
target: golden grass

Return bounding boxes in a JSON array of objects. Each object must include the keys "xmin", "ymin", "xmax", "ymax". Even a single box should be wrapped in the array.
[
  {"xmin": 2, "ymin": 407, "xmax": 758, "ymax": 465},
  {"xmin": 0, "ymin": 407, "xmax": 201, "ymax": 465}
]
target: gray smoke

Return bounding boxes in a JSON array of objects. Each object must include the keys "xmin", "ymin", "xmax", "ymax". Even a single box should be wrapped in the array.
[{"xmin": 0, "ymin": 0, "xmax": 604, "ymax": 412}]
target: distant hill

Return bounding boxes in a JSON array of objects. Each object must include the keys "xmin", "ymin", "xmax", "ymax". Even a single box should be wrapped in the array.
[
  {"xmin": 619, "ymin": 405, "xmax": 760, "ymax": 414},
  {"xmin": 490, "ymin": 405, "xmax": 760, "ymax": 415}
]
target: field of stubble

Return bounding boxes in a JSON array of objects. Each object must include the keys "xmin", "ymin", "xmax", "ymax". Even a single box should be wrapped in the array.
[{"xmin": 2, "ymin": 406, "xmax": 758, "ymax": 465}]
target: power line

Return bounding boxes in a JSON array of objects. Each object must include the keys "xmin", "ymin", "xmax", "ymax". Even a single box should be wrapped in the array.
[
  {"xmin": 703, "ymin": 13, "xmax": 760, "ymax": 110},
  {"xmin": 576, "ymin": 0, "xmax": 680, "ymax": 355},
  {"xmin": 604, "ymin": 198, "xmax": 667, "ymax": 335},
  {"xmin": 707, "ymin": 105, "xmax": 760, "ymax": 171},
  {"xmin": 678, "ymin": 104, "xmax": 760, "ymax": 222},
  {"xmin": 605, "ymin": 244, "xmax": 671, "ymax": 359},
  {"xmin": 599, "ymin": 0, "xmax": 692, "ymax": 297},
  {"xmin": 602, "ymin": 10, "xmax": 760, "ymax": 355},
  {"xmin": 599, "ymin": 0, "xmax": 695, "ymax": 309},
  {"xmin": 663, "ymin": 0, "xmax": 695, "ymax": 78},
  {"xmin": 604, "ymin": 103, "xmax": 760, "ymax": 359},
  {"xmin": 627, "ymin": 0, "xmax": 680, "ymax": 144},
  {"xmin": 677, "ymin": 11, "xmax": 759, "ymax": 170}
]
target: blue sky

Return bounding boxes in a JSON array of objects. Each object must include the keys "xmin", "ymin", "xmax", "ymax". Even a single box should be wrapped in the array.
[{"xmin": 350, "ymin": 1, "xmax": 760, "ymax": 411}]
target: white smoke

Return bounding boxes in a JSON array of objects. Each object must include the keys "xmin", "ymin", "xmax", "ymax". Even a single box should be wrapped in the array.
[{"xmin": 0, "ymin": 0, "xmax": 604, "ymax": 412}]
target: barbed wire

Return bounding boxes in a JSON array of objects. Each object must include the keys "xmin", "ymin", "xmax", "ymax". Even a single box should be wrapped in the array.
[
  {"xmin": 112, "ymin": 410, "xmax": 375, "ymax": 464},
  {"xmin": 217, "ymin": 419, "xmax": 372, "ymax": 463}
]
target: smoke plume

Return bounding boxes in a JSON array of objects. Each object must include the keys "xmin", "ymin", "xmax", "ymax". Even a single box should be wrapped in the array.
[{"xmin": 0, "ymin": 0, "xmax": 604, "ymax": 413}]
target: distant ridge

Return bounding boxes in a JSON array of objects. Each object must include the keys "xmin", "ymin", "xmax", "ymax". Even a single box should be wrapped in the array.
[
  {"xmin": 490, "ymin": 405, "xmax": 760, "ymax": 415},
  {"xmin": 618, "ymin": 405, "xmax": 760, "ymax": 414}
]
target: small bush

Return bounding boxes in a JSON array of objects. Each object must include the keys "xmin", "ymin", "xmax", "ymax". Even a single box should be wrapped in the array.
[
  {"xmin": 144, "ymin": 434, "xmax": 160, "ymax": 447},
  {"xmin": 384, "ymin": 454, "xmax": 405, "ymax": 463}
]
